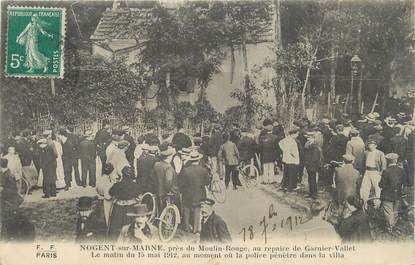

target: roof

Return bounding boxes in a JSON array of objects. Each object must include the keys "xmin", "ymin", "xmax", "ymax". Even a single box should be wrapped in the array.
[{"xmin": 91, "ymin": 7, "xmax": 152, "ymax": 47}]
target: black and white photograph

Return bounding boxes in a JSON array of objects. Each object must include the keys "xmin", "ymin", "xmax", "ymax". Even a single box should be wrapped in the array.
[{"xmin": 0, "ymin": 0, "xmax": 414, "ymax": 264}]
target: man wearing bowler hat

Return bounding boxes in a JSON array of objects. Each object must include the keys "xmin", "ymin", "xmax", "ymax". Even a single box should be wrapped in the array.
[
  {"xmin": 199, "ymin": 198, "xmax": 231, "ymax": 243},
  {"xmin": 117, "ymin": 204, "xmax": 155, "ymax": 244},
  {"xmin": 75, "ymin": 196, "xmax": 107, "ymax": 242}
]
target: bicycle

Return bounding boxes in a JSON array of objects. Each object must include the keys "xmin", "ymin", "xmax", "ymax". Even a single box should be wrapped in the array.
[
  {"xmin": 20, "ymin": 176, "xmax": 31, "ymax": 198},
  {"xmin": 156, "ymin": 193, "xmax": 181, "ymax": 242},
  {"xmin": 237, "ymin": 161, "xmax": 259, "ymax": 189},
  {"xmin": 206, "ymin": 161, "xmax": 226, "ymax": 204}
]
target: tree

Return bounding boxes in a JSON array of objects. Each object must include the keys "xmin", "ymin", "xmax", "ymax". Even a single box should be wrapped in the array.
[{"xmin": 224, "ymin": 1, "xmax": 273, "ymax": 128}]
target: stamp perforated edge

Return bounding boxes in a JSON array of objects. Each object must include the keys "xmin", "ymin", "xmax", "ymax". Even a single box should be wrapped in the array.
[{"xmin": 4, "ymin": 5, "xmax": 66, "ymax": 79}]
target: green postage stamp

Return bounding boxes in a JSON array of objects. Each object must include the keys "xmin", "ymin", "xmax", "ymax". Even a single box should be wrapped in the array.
[{"xmin": 6, "ymin": 6, "xmax": 66, "ymax": 78}]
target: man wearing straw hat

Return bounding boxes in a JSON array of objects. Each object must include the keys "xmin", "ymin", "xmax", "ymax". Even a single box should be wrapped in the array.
[
  {"xmin": 179, "ymin": 150, "xmax": 210, "ymax": 233},
  {"xmin": 117, "ymin": 204, "xmax": 155, "ymax": 244}
]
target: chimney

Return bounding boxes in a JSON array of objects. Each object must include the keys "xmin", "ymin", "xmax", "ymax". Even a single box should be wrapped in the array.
[{"xmin": 112, "ymin": 0, "xmax": 120, "ymax": 10}]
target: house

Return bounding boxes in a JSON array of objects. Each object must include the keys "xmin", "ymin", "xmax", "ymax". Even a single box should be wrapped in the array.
[{"xmin": 90, "ymin": 1, "xmax": 276, "ymax": 112}]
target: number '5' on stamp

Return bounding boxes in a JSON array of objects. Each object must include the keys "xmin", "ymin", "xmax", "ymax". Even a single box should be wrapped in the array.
[{"xmin": 6, "ymin": 6, "xmax": 66, "ymax": 78}]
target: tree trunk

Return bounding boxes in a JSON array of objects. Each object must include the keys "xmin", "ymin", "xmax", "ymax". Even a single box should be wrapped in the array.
[
  {"xmin": 301, "ymin": 65, "xmax": 311, "ymax": 115},
  {"xmin": 241, "ymin": 31, "xmax": 252, "ymax": 129},
  {"xmin": 329, "ymin": 47, "xmax": 338, "ymax": 118},
  {"xmin": 272, "ymin": 0, "xmax": 286, "ymax": 116},
  {"xmin": 230, "ymin": 44, "xmax": 235, "ymax": 84}
]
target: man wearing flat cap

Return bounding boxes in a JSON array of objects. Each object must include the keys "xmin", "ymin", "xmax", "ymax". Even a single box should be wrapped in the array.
[
  {"xmin": 335, "ymin": 154, "xmax": 360, "ymax": 213},
  {"xmin": 379, "ymin": 153, "xmax": 408, "ymax": 232},
  {"xmin": 136, "ymin": 144, "xmax": 158, "ymax": 193},
  {"xmin": 199, "ymin": 198, "xmax": 231, "ymax": 243},
  {"xmin": 360, "ymin": 139, "xmax": 386, "ymax": 206}
]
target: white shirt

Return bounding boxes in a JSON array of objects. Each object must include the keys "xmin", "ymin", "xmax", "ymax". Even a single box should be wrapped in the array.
[
  {"xmin": 366, "ymin": 151, "xmax": 377, "ymax": 167},
  {"xmin": 279, "ymin": 136, "xmax": 300, "ymax": 165}
]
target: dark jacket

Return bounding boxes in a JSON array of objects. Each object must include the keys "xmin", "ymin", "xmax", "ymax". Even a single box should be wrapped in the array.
[
  {"xmin": 75, "ymin": 200, "xmax": 107, "ymax": 242},
  {"xmin": 390, "ymin": 135, "xmax": 407, "ymax": 161},
  {"xmin": 124, "ymin": 134, "xmax": 136, "ymax": 165},
  {"xmin": 79, "ymin": 139, "xmax": 97, "ymax": 162},
  {"xmin": 304, "ymin": 142, "xmax": 323, "ymax": 170},
  {"xmin": 379, "ymin": 165, "xmax": 407, "ymax": 202},
  {"xmin": 152, "ymin": 160, "xmax": 179, "ymax": 198},
  {"xmin": 335, "ymin": 164, "xmax": 360, "ymax": 204},
  {"xmin": 179, "ymin": 164, "xmax": 210, "ymax": 207},
  {"xmin": 62, "ymin": 134, "xmax": 79, "ymax": 161},
  {"xmin": 335, "ymin": 210, "xmax": 372, "ymax": 243},
  {"xmin": 258, "ymin": 132, "xmax": 279, "ymax": 163},
  {"xmin": 94, "ymin": 129, "xmax": 111, "ymax": 156},
  {"xmin": 39, "ymin": 145, "xmax": 57, "ymax": 179},
  {"xmin": 144, "ymin": 133, "xmax": 160, "ymax": 147},
  {"xmin": 329, "ymin": 134, "xmax": 348, "ymax": 162},
  {"xmin": 238, "ymin": 136, "xmax": 257, "ymax": 162},
  {"xmin": 200, "ymin": 212, "xmax": 232, "ymax": 243},
  {"xmin": 109, "ymin": 178, "xmax": 143, "ymax": 200},
  {"xmin": 15, "ymin": 138, "xmax": 33, "ymax": 167},
  {"xmin": 137, "ymin": 154, "xmax": 158, "ymax": 180},
  {"xmin": 171, "ymin": 132, "xmax": 192, "ymax": 151},
  {"xmin": 209, "ymin": 131, "xmax": 223, "ymax": 157}
]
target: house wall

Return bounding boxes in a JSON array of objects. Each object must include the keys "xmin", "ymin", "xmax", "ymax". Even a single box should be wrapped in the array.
[
  {"xmin": 92, "ymin": 44, "xmax": 114, "ymax": 61},
  {"xmin": 206, "ymin": 42, "xmax": 275, "ymax": 113}
]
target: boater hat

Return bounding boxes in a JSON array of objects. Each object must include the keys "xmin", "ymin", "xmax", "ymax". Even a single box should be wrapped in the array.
[
  {"xmin": 385, "ymin": 153, "xmax": 399, "ymax": 161},
  {"xmin": 187, "ymin": 150, "xmax": 203, "ymax": 161},
  {"xmin": 199, "ymin": 198, "xmax": 215, "ymax": 206},
  {"xmin": 126, "ymin": 204, "xmax": 152, "ymax": 217}
]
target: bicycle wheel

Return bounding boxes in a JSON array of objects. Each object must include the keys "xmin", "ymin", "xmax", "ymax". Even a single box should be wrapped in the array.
[
  {"xmin": 20, "ymin": 178, "xmax": 30, "ymax": 198},
  {"xmin": 240, "ymin": 164, "xmax": 259, "ymax": 188},
  {"xmin": 210, "ymin": 179, "xmax": 226, "ymax": 204},
  {"xmin": 140, "ymin": 192, "xmax": 157, "ymax": 223},
  {"xmin": 158, "ymin": 205, "xmax": 180, "ymax": 242}
]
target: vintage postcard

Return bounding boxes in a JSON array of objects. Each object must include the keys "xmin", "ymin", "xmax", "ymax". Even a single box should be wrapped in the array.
[{"xmin": 0, "ymin": 0, "xmax": 414, "ymax": 265}]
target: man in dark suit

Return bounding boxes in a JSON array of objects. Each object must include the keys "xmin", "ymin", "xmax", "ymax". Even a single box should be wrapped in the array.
[
  {"xmin": 95, "ymin": 122, "xmax": 112, "ymax": 168},
  {"xmin": 136, "ymin": 145, "xmax": 158, "ymax": 193},
  {"xmin": 179, "ymin": 151, "xmax": 210, "ymax": 233},
  {"xmin": 171, "ymin": 123, "xmax": 192, "ymax": 152},
  {"xmin": 38, "ymin": 139, "xmax": 57, "ymax": 198},
  {"xmin": 79, "ymin": 131, "xmax": 97, "ymax": 188},
  {"xmin": 335, "ymin": 154, "xmax": 360, "ymax": 213},
  {"xmin": 199, "ymin": 198, "xmax": 231, "ymax": 243},
  {"xmin": 60, "ymin": 128, "xmax": 81, "ymax": 189},
  {"xmin": 304, "ymin": 131, "xmax": 323, "ymax": 199},
  {"xmin": 122, "ymin": 125, "xmax": 136, "ymax": 167},
  {"xmin": 379, "ymin": 153, "xmax": 408, "ymax": 232}
]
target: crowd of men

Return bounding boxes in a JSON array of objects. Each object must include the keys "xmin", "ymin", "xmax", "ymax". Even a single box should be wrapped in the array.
[{"xmin": 0, "ymin": 103, "xmax": 414, "ymax": 241}]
